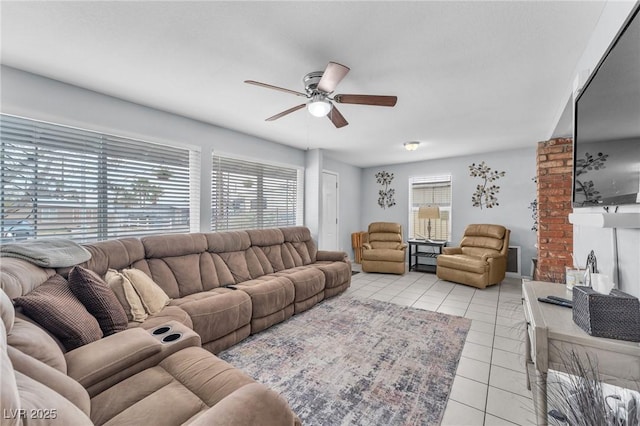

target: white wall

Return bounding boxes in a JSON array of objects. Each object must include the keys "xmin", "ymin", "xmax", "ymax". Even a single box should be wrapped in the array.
[
  {"xmin": 562, "ymin": 2, "xmax": 640, "ymax": 296},
  {"xmin": 361, "ymin": 147, "xmax": 538, "ymax": 276},
  {"xmin": 1, "ymin": 65, "xmax": 306, "ymax": 232}
]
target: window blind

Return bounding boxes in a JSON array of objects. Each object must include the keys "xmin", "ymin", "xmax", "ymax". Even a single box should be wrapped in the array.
[
  {"xmin": 211, "ymin": 154, "xmax": 303, "ymax": 231},
  {"xmin": 408, "ymin": 175, "xmax": 452, "ymax": 241},
  {"xmin": 0, "ymin": 114, "xmax": 197, "ymax": 242}
]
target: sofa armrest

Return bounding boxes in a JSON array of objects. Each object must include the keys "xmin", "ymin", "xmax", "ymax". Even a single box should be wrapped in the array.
[
  {"xmin": 184, "ymin": 383, "xmax": 300, "ymax": 426},
  {"xmin": 397, "ymin": 243, "xmax": 407, "ymax": 251},
  {"xmin": 482, "ymin": 252, "xmax": 505, "ymax": 261},
  {"xmin": 362, "ymin": 243, "xmax": 372, "ymax": 250},
  {"xmin": 316, "ymin": 250, "xmax": 348, "ymax": 263},
  {"xmin": 65, "ymin": 328, "xmax": 162, "ymax": 389},
  {"xmin": 442, "ymin": 246, "xmax": 462, "ymax": 255}
]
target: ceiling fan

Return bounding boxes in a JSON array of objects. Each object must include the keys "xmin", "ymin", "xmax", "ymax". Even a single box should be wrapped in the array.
[{"xmin": 245, "ymin": 61, "xmax": 397, "ymax": 128}]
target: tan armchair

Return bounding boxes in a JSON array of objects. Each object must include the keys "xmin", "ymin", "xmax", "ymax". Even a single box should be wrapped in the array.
[
  {"xmin": 436, "ymin": 224, "xmax": 510, "ymax": 289},
  {"xmin": 361, "ymin": 222, "xmax": 407, "ymax": 275}
]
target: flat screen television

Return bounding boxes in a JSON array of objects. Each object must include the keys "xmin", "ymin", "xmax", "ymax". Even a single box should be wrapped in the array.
[{"xmin": 572, "ymin": 5, "xmax": 640, "ymax": 208}]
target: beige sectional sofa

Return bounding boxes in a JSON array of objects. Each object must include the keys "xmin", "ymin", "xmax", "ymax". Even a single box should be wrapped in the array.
[{"xmin": 0, "ymin": 226, "xmax": 351, "ymax": 425}]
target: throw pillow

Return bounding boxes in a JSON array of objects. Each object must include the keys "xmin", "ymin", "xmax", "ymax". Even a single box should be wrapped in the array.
[
  {"xmin": 104, "ymin": 269, "xmax": 148, "ymax": 323},
  {"xmin": 68, "ymin": 266, "xmax": 128, "ymax": 336},
  {"xmin": 13, "ymin": 274, "xmax": 103, "ymax": 351},
  {"xmin": 121, "ymin": 268, "xmax": 170, "ymax": 315}
]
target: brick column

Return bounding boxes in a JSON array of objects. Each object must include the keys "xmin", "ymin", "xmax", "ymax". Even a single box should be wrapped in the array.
[{"xmin": 536, "ymin": 138, "xmax": 573, "ymax": 283}]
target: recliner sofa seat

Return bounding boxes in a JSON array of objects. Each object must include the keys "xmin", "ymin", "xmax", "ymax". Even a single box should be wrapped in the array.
[{"xmin": 0, "ymin": 226, "xmax": 351, "ymax": 425}]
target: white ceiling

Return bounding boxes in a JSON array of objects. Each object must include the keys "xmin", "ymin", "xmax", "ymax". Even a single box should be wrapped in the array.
[{"xmin": 0, "ymin": 1, "xmax": 608, "ymax": 168}]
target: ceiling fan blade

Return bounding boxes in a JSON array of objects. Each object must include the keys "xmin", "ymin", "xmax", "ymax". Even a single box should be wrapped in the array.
[
  {"xmin": 317, "ymin": 62, "xmax": 350, "ymax": 94},
  {"xmin": 245, "ymin": 80, "xmax": 307, "ymax": 97},
  {"xmin": 265, "ymin": 104, "xmax": 307, "ymax": 121},
  {"xmin": 333, "ymin": 94, "xmax": 397, "ymax": 107},
  {"xmin": 328, "ymin": 105, "xmax": 349, "ymax": 128}
]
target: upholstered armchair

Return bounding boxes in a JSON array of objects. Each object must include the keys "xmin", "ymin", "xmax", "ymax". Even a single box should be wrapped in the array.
[
  {"xmin": 436, "ymin": 224, "xmax": 510, "ymax": 289},
  {"xmin": 361, "ymin": 222, "xmax": 407, "ymax": 275}
]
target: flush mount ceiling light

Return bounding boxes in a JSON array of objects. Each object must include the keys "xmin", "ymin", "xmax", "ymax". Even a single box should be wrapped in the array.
[
  {"xmin": 404, "ymin": 141, "xmax": 420, "ymax": 151},
  {"xmin": 307, "ymin": 94, "xmax": 333, "ymax": 117}
]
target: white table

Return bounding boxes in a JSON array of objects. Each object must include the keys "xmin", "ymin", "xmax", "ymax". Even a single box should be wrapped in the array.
[{"xmin": 522, "ymin": 280, "xmax": 640, "ymax": 425}]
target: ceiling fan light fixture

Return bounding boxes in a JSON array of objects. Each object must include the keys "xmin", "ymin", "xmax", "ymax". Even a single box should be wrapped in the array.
[
  {"xmin": 404, "ymin": 141, "xmax": 420, "ymax": 151},
  {"xmin": 307, "ymin": 95, "xmax": 333, "ymax": 117}
]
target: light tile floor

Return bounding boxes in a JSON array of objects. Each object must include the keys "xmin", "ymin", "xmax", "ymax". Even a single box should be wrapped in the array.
[{"xmin": 346, "ymin": 265, "xmax": 536, "ymax": 425}]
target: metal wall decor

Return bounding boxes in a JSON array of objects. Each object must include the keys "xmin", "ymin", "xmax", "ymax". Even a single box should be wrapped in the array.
[
  {"xmin": 469, "ymin": 161, "xmax": 506, "ymax": 209},
  {"xmin": 375, "ymin": 171, "xmax": 396, "ymax": 209},
  {"xmin": 529, "ymin": 176, "xmax": 538, "ymax": 231}
]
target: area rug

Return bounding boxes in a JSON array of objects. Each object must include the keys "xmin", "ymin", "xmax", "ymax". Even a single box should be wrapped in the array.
[{"xmin": 218, "ymin": 295, "xmax": 471, "ymax": 425}]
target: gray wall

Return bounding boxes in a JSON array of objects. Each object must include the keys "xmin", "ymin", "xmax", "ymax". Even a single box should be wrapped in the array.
[
  {"xmin": 1, "ymin": 65, "xmax": 306, "ymax": 232},
  {"xmin": 304, "ymin": 149, "xmax": 323, "ymax": 242},
  {"xmin": 0, "ymin": 66, "xmax": 363, "ymax": 259},
  {"xmin": 361, "ymin": 147, "xmax": 538, "ymax": 276},
  {"xmin": 324, "ymin": 156, "xmax": 363, "ymax": 258}
]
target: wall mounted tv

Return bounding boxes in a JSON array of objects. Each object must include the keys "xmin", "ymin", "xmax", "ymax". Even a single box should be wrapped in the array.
[{"xmin": 572, "ymin": 5, "xmax": 640, "ymax": 208}]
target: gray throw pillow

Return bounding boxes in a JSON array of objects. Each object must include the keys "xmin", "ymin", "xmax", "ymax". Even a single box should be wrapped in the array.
[
  {"xmin": 68, "ymin": 266, "xmax": 128, "ymax": 336},
  {"xmin": 14, "ymin": 274, "xmax": 103, "ymax": 351}
]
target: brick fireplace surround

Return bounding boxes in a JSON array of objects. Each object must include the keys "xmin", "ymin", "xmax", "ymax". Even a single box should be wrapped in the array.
[{"xmin": 535, "ymin": 138, "xmax": 574, "ymax": 283}]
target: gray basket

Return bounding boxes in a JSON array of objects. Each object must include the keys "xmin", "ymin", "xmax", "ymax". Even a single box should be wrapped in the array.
[{"xmin": 572, "ymin": 286, "xmax": 640, "ymax": 342}]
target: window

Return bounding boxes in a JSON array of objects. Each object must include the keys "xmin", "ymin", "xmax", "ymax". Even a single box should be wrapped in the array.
[
  {"xmin": 0, "ymin": 114, "xmax": 198, "ymax": 242},
  {"xmin": 211, "ymin": 154, "xmax": 303, "ymax": 231},
  {"xmin": 408, "ymin": 175, "xmax": 452, "ymax": 241}
]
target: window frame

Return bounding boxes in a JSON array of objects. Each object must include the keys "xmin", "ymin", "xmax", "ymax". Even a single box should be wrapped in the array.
[
  {"xmin": 210, "ymin": 151, "xmax": 304, "ymax": 232},
  {"xmin": 408, "ymin": 174, "xmax": 453, "ymax": 241},
  {"xmin": 0, "ymin": 114, "xmax": 200, "ymax": 242}
]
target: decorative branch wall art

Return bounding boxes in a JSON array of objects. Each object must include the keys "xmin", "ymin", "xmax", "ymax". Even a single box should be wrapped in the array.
[
  {"xmin": 469, "ymin": 161, "xmax": 506, "ymax": 209},
  {"xmin": 574, "ymin": 152, "xmax": 608, "ymax": 205},
  {"xmin": 375, "ymin": 171, "xmax": 396, "ymax": 209},
  {"xmin": 529, "ymin": 176, "xmax": 538, "ymax": 231}
]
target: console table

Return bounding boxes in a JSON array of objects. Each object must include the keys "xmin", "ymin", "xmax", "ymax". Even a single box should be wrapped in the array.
[
  {"xmin": 522, "ymin": 280, "xmax": 640, "ymax": 425},
  {"xmin": 407, "ymin": 239, "xmax": 446, "ymax": 273}
]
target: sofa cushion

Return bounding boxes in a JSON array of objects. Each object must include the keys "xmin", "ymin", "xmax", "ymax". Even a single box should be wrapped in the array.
[
  {"xmin": 14, "ymin": 370, "xmax": 93, "ymax": 425},
  {"xmin": 463, "ymin": 224, "xmax": 506, "ymax": 239},
  {"xmin": 89, "ymin": 346, "xmax": 257, "ymax": 426},
  {"xmin": 8, "ymin": 317, "xmax": 67, "ymax": 373},
  {"xmin": 280, "ymin": 226, "xmax": 317, "ymax": 263},
  {"xmin": 171, "ymin": 289, "xmax": 252, "ymax": 347},
  {"xmin": 141, "ymin": 233, "xmax": 208, "ymax": 259},
  {"xmin": 0, "ymin": 257, "xmax": 56, "ymax": 299},
  {"xmin": 82, "ymin": 238, "xmax": 146, "ymax": 276},
  {"xmin": 245, "ymin": 228, "xmax": 285, "ymax": 246},
  {"xmin": 0, "ymin": 320, "xmax": 21, "ymax": 424},
  {"xmin": 105, "ymin": 269, "xmax": 148, "ymax": 322},
  {"xmin": 437, "ymin": 254, "xmax": 487, "ymax": 274},
  {"xmin": 122, "ymin": 268, "xmax": 171, "ymax": 315},
  {"xmin": 218, "ymin": 251, "xmax": 252, "ymax": 283},
  {"xmin": 234, "ymin": 276, "xmax": 295, "ymax": 318},
  {"xmin": 68, "ymin": 266, "xmax": 128, "ymax": 336},
  {"xmin": 313, "ymin": 262, "xmax": 352, "ymax": 290},
  {"xmin": 0, "ymin": 286, "xmax": 15, "ymax": 334},
  {"xmin": 13, "ymin": 274, "xmax": 103, "ymax": 351},
  {"xmin": 361, "ymin": 248, "xmax": 406, "ymax": 262},
  {"xmin": 137, "ymin": 306, "xmax": 194, "ymax": 331},
  {"xmin": 206, "ymin": 231, "xmax": 251, "ymax": 253},
  {"xmin": 8, "ymin": 345, "xmax": 91, "ymax": 415},
  {"xmin": 461, "ymin": 236, "xmax": 504, "ymax": 252}
]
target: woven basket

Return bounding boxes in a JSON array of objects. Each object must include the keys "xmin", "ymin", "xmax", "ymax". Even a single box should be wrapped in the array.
[{"xmin": 572, "ymin": 286, "xmax": 640, "ymax": 342}]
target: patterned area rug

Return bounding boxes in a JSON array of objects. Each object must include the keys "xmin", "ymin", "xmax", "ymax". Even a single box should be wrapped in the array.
[{"xmin": 218, "ymin": 295, "xmax": 471, "ymax": 425}]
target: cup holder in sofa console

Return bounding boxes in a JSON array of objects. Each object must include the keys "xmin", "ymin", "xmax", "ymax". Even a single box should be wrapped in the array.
[
  {"xmin": 161, "ymin": 333, "xmax": 182, "ymax": 343},
  {"xmin": 152, "ymin": 325, "xmax": 172, "ymax": 335}
]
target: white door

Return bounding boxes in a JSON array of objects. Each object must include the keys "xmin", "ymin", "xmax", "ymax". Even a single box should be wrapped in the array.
[{"xmin": 321, "ymin": 171, "xmax": 339, "ymax": 250}]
